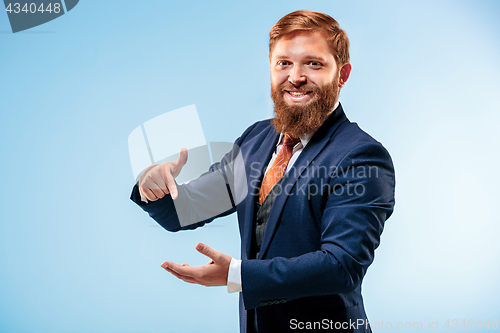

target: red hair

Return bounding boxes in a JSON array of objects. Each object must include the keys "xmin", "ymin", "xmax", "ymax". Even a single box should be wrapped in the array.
[{"xmin": 269, "ymin": 10, "xmax": 350, "ymax": 67}]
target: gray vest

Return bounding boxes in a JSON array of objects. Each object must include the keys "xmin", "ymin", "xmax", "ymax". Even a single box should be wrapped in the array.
[
  {"xmin": 251, "ymin": 177, "xmax": 286, "ymax": 259},
  {"xmin": 250, "ymin": 177, "xmax": 288, "ymax": 333}
]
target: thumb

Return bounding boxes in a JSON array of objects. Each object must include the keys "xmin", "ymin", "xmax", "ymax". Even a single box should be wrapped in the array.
[
  {"xmin": 196, "ymin": 243, "xmax": 220, "ymax": 261},
  {"xmin": 176, "ymin": 147, "xmax": 188, "ymax": 168}
]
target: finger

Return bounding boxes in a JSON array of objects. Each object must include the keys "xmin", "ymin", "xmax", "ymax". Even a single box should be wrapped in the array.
[
  {"xmin": 164, "ymin": 266, "xmax": 198, "ymax": 284},
  {"xmin": 195, "ymin": 243, "xmax": 221, "ymax": 262},
  {"xmin": 139, "ymin": 187, "xmax": 149, "ymax": 203},
  {"xmin": 141, "ymin": 187, "xmax": 158, "ymax": 201},
  {"xmin": 161, "ymin": 163, "xmax": 169, "ymax": 191},
  {"xmin": 150, "ymin": 168, "xmax": 169, "ymax": 194},
  {"xmin": 164, "ymin": 169, "xmax": 178, "ymax": 200},
  {"xmin": 147, "ymin": 178, "xmax": 166, "ymax": 199},
  {"xmin": 138, "ymin": 164, "xmax": 157, "ymax": 185},
  {"xmin": 170, "ymin": 147, "xmax": 188, "ymax": 179},
  {"xmin": 175, "ymin": 147, "xmax": 188, "ymax": 169},
  {"xmin": 162, "ymin": 261, "xmax": 197, "ymax": 278}
]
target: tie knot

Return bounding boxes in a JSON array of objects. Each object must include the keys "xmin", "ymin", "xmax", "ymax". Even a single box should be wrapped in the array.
[{"xmin": 283, "ymin": 134, "xmax": 300, "ymax": 147}]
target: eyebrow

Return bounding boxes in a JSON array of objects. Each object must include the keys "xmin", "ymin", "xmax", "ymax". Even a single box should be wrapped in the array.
[{"xmin": 274, "ymin": 55, "xmax": 327, "ymax": 62}]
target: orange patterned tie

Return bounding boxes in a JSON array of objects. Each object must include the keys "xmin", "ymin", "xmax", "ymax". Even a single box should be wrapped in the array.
[{"xmin": 259, "ymin": 134, "xmax": 300, "ymax": 204}]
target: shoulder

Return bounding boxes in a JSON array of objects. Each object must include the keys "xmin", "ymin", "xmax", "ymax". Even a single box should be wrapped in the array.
[
  {"xmin": 323, "ymin": 121, "xmax": 395, "ymax": 204},
  {"xmin": 333, "ymin": 120, "xmax": 392, "ymax": 163},
  {"xmin": 235, "ymin": 118, "xmax": 274, "ymax": 144},
  {"xmin": 243, "ymin": 118, "xmax": 273, "ymax": 136}
]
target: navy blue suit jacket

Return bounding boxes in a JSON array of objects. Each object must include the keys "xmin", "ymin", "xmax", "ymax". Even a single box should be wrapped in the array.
[{"xmin": 130, "ymin": 103, "xmax": 395, "ymax": 332}]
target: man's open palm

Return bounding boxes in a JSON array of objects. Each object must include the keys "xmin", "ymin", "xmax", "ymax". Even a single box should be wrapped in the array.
[{"xmin": 161, "ymin": 243, "xmax": 231, "ymax": 287}]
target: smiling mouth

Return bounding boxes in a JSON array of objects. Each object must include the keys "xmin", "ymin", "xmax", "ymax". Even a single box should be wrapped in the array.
[{"xmin": 286, "ymin": 90, "xmax": 312, "ymax": 97}]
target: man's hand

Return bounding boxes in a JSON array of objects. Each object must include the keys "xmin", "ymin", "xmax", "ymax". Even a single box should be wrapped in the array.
[
  {"xmin": 138, "ymin": 147, "xmax": 188, "ymax": 202},
  {"xmin": 161, "ymin": 243, "xmax": 231, "ymax": 287}
]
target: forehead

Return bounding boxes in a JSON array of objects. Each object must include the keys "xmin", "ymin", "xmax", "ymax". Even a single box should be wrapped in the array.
[{"xmin": 271, "ymin": 30, "xmax": 333, "ymax": 59}]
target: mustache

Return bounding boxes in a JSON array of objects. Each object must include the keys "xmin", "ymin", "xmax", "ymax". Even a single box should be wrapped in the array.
[{"xmin": 275, "ymin": 82, "xmax": 320, "ymax": 93}]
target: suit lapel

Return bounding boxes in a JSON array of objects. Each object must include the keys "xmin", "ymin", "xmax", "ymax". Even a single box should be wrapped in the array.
[
  {"xmin": 242, "ymin": 127, "xmax": 279, "ymax": 259},
  {"xmin": 258, "ymin": 104, "xmax": 348, "ymax": 259}
]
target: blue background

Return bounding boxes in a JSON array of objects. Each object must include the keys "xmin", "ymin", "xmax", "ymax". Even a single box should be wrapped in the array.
[{"xmin": 1, "ymin": 0, "xmax": 499, "ymax": 332}]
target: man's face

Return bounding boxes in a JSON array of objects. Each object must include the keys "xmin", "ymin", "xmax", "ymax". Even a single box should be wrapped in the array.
[{"xmin": 270, "ymin": 30, "xmax": 341, "ymax": 137}]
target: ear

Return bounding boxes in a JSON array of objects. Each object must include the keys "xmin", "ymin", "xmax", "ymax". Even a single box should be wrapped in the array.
[{"xmin": 338, "ymin": 63, "xmax": 352, "ymax": 88}]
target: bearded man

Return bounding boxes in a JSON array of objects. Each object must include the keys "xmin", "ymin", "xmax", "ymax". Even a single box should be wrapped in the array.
[{"xmin": 130, "ymin": 10, "xmax": 395, "ymax": 333}]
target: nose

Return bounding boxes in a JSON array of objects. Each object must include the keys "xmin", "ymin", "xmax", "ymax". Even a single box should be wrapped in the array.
[{"xmin": 288, "ymin": 65, "xmax": 306, "ymax": 86}]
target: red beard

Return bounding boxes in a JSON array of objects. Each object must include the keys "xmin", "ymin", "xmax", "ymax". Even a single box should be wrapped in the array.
[{"xmin": 271, "ymin": 79, "xmax": 339, "ymax": 138}]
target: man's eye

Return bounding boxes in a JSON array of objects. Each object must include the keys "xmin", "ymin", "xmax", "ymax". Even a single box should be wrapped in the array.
[
  {"xmin": 309, "ymin": 61, "xmax": 321, "ymax": 67},
  {"xmin": 278, "ymin": 61, "xmax": 290, "ymax": 66}
]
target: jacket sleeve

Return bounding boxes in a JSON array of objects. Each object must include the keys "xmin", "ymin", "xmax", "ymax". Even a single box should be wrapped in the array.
[
  {"xmin": 130, "ymin": 121, "xmax": 260, "ymax": 232},
  {"xmin": 130, "ymin": 182, "xmax": 235, "ymax": 231},
  {"xmin": 240, "ymin": 142, "xmax": 396, "ymax": 309}
]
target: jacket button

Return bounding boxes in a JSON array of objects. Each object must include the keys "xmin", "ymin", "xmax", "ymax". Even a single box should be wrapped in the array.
[
  {"xmin": 256, "ymin": 218, "xmax": 263, "ymax": 225},
  {"xmin": 260, "ymin": 301, "xmax": 267, "ymax": 306},
  {"xmin": 280, "ymin": 299, "xmax": 286, "ymax": 304}
]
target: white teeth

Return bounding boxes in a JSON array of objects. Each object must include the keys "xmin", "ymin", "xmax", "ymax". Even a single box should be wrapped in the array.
[{"xmin": 289, "ymin": 91, "xmax": 307, "ymax": 97}]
